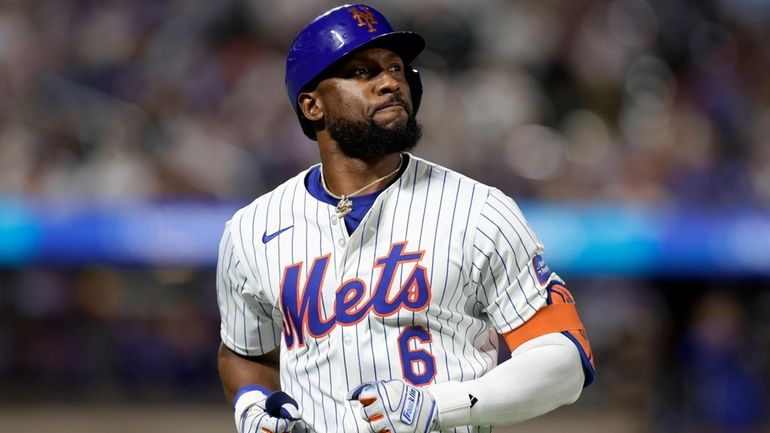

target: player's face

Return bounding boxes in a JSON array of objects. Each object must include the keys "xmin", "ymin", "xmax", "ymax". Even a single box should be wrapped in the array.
[
  {"xmin": 321, "ymin": 47, "xmax": 414, "ymax": 128},
  {"xmin": 310, "ymin": 47, "xmax": 422, "ymax": 161}
]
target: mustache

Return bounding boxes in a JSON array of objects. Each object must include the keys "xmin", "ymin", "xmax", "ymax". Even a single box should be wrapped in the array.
[{"xmin": 373, "ymin": 97, "xmax": 409, "ymax": 114}]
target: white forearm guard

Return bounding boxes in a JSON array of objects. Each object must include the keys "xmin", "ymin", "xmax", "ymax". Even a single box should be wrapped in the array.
[{"xmin": 427, "ymin": 332, "xmax": 585, "ymax": 428}]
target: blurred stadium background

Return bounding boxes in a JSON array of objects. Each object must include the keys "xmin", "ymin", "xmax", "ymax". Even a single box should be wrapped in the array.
[{"xmin": 1, "ymin": 0, "xmax": 769, "ymax": 432}]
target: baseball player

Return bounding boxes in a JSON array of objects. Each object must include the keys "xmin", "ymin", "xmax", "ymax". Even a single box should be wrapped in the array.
[{"xmin": 216, "ymin": 4, "xmax": 595, "ymax": 433}]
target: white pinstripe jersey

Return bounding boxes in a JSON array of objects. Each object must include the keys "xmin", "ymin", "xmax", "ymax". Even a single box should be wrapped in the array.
[{"xmin": 217, "ymin": 154, "xmax": 559, "ymax": 433}]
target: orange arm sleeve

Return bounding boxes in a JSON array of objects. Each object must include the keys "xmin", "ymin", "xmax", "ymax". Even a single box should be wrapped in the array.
[{"xmin": 503, "ymin": 284, "xmax": 595, "ymax": 373}]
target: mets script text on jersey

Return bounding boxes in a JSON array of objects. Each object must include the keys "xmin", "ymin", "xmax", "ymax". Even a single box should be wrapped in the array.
[{"xmin": 280, "ymin": 242, "xmax": 432, "ymax": 349}]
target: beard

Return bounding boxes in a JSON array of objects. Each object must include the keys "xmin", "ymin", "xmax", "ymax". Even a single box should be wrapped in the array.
[{"xmin": 327, "ymin": 111, "xmax": 422, "ymax": 162}]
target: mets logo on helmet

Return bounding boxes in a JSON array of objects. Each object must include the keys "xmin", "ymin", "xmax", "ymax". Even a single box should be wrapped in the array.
[{"xmin": 349, "ymin": 5, "xmax": 378, "ymax": 32}]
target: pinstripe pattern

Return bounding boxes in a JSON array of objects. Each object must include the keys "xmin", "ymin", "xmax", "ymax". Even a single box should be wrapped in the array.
[{"xmin": 216, "ymin": 154, "xmax": 550, "ymax": 432}]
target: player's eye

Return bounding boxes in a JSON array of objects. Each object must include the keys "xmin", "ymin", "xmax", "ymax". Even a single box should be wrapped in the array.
[
  {"xmin": 351, "ymin": 66, "xmax": 370, "ymax": 78},
  {"xmin": 388, "ymin": 64, "xmax": 402, "ymax": 73}
]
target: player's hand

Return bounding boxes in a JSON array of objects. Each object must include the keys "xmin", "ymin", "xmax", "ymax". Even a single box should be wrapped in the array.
[
  {"xmin": 347, "ymin": 379, "xmax": 439, "ymax": 433},
  {"xmin": 234, "ymin": 387, "xmax": 301, "ymax": 433}
]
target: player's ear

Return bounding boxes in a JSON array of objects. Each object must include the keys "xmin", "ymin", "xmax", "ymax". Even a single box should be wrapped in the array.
[{"xmin": 298, "ymin": 92, "xmax": 323, "ymax": 122}]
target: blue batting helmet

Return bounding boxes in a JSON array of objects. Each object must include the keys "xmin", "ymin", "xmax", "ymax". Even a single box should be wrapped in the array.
[{"xmin": 285, "ymin": 4, "xmax": 425, "ymax": 139}]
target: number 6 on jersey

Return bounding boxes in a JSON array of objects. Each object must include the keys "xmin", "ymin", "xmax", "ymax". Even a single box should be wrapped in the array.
[{"xmin": 398, "ymin": 326, "xmax": 437, "ymax": 385}]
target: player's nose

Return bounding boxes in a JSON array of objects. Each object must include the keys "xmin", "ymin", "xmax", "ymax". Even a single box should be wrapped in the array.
[{"xmin": 374, "ymin": 70, "xmax": 401, "ymax": 96}]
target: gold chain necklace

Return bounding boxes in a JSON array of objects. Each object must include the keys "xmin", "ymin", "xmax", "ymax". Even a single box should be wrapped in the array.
[{"xmin": 321, "ymin": 154, "xmax": 403, "ymax": 219}]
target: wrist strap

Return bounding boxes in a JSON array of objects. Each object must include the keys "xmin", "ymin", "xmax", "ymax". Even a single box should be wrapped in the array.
[
  {"xmin": 427, "ymin": 381, "xmax": 472, "ymax": 427},
  {"xmin": 233, "ymin": 384, "xmax": 270, "ymax": 407},
  {"xmin": 233, "ymin": 386, "xmax": 269, "ymax": 433}
]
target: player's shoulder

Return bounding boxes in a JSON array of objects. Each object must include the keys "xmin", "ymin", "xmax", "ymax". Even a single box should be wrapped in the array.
[
  {"xmin": 408, "ymin": 154, "xmax": 502, "ymax": 200},
  {"xmin": 409, "ymin": 154, "xmax": 529, "ymax": 223},
  {"xmin": 226, "ymin": 166, "xmax": 315, "ymax": 232},
  {"xmin": 408, "ymin": 154, "xmax": 491, "ymax": 190}
]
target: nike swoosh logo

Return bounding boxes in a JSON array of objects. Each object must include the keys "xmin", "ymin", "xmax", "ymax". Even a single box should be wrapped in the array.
[{"xmin": 262, "ymin": 225, "xmax": 293, "ymax": 244}]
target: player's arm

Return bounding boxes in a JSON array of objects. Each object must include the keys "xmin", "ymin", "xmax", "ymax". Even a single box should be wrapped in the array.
[
  {"xmin": 349, "ymin": 331, "xmax": 585, "ymax": 432},
  {"xmin": 430, "ymin": 271, "xmax": 595, "ymax": 426},
  {"xmin": 218, "ymin": 344, "xmax": 281, "ymax": 403},
  {"xmin": 349, "ymin": 292, "xmax": 591, "ymax": 431},
  {"xmin": 216, "ymin": 218, "xmax": 299, "ymax": 433},
  {"xmin": 427, "ymin": 332, "xmax": 584, "ymax": 427},
  {"xmin": 219, "ymin": 344, "xmax": 299, "ymax": 433}
]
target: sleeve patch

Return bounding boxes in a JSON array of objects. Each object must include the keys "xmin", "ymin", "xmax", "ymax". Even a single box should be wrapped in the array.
[{"xmin": 532, "ymin": 254, "xmax": 552, "ymax": 286}]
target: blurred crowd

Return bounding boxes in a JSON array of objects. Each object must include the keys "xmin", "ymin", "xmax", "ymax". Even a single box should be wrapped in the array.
[
  {"xmin": 1, "ymin": 0, "xmax": 769, "ymax": 206},
  {"xmin": 0, "ymin": 267, "xmax": 220, "ymax": 402},
  {"xmin": 1, "ymin": 1, "xmax": 769, "ymax": 432}
]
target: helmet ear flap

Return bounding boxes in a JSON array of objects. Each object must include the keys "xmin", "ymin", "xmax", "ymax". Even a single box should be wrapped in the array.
[{"xmin": 406, "ymin": 66, "xmax": 423, "ymax": 116}]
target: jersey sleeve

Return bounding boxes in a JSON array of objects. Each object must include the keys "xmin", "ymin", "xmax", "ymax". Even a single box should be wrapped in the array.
[
  {"xmin": 470, "ymin": 188, "xmax": 550, "ymax": 334},
  {"xmin": 216, "ymin": 219, "xmax": 282, "ymax": 356},
  {"xmin": 470, "ymin": 189, "xmax": 595, "ymax": 387}
]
